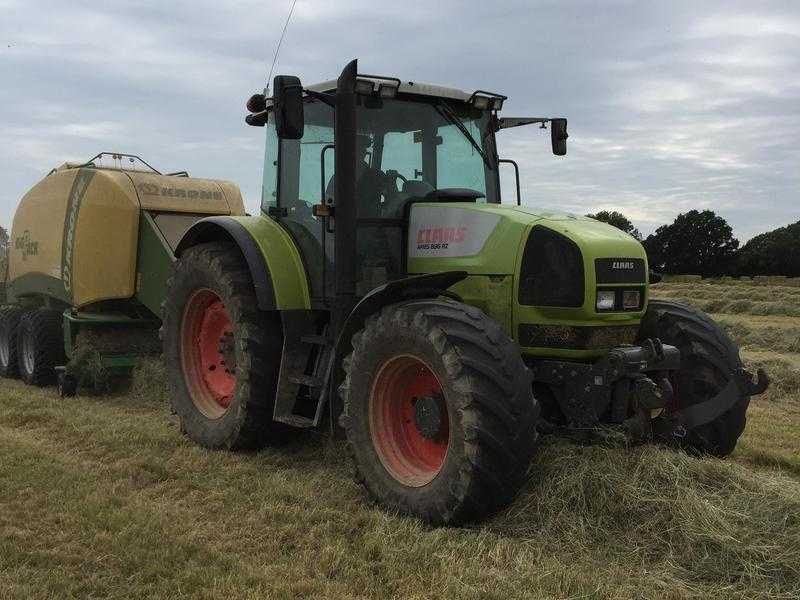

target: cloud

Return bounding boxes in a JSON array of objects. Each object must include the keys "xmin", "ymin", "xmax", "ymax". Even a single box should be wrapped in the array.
[{"xmin": 0, "ymin": 0, "xmax": 797, "ymax": 244}]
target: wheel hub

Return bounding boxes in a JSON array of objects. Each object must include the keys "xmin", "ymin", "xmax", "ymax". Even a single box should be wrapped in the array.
[
  {"xmin": 180, "ymin": 289, "xmax": 236, "ymax": 418},
  {"xmin": 369, "ymin": 354, "xmax": 449, "ymax": 487},
  {"xmin": 218, "ymin": 331, "xmax": 236, "ymax": 374},
  {"xmin": 414, "ymin": 394, "xmax": 445, "ymax": 439}
]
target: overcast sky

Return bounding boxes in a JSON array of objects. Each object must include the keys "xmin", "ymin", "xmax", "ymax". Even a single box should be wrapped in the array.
[{"xmin": 1, "ymin": 0, "xmax": 798, "ymax": 240}]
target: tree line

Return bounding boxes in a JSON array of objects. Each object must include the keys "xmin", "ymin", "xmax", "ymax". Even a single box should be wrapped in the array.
[
  {"xmin": 587, "ymin": 210, "xmax": 800, "ymax": 277},
  {"xmin": 1, "ymin": 211, "xmax": 797, "ymax": 283}
]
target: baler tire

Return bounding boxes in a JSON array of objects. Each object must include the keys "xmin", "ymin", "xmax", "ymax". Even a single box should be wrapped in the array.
[
  {"xmin": 639, "ymin": 299, "xmax": 748, "ymax": 457},
  {"xmin": 340, "ymin": 300, "xmax": 539, "ymax": 525},
  {"xmin": 16, "ymin": 309, "xmax": 66, "ymax": 386},
  {"xmin": 161, "ymin": 242, "xmax": 285, "ymax": 451},
  {"xmin": 0, "ymin": 306, "xmax": 25, "ymax": 378}
]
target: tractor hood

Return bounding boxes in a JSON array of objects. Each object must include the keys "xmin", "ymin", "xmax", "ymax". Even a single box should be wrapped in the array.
[{"xmin": 406, "ymin": 202, "xmax": 646, "ymax": 277}]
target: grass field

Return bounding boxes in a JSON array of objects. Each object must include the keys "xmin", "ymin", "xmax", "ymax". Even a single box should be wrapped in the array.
[{"xmin": 1, "ymin": 281, "xmax": 799, "ymax": 599}]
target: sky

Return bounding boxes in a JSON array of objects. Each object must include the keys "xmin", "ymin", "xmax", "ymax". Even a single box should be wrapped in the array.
[{"xmin": 0, "ymin": 0, "xmax": 798, "ymax": 241}]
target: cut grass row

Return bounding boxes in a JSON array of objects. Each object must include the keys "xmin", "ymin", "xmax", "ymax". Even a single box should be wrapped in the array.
[
  {"xmin": 1, "ymin": 376, "xmax": 799, "ymax": 600},
  {"xmin": 651, "ymin": 282, "xmax": 800, "ymax": 318}
]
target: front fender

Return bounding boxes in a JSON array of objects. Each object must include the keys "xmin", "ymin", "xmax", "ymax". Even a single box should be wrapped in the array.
[
  {"xmin": 334, "ymin": 271, "xmax": 468, "ymax": 359},
  {"xmin": 176, "ymin": 215, "xmax": 310, "ymax": 311}
]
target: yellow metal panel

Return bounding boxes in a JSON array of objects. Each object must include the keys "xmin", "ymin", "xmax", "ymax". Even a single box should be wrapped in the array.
[
  {"xmin": 128, "ymin": 172, "xmax": 237, "ymax": 214},
  {"xmin": 216, "ymin": 180, "xmax": 246, "ymax": 215},
  {"xmin": 9, "ymin": 169, "xmax": 78, "ymax": 285},
  {"xmin": 71, "ymin": 171, "xmax": 140, "ymax": 307}
]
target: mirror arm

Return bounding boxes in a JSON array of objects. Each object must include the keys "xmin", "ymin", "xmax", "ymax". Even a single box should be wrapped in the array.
[{"xmin": 496, "ymin": 117, "xmax": 549, "ymax": 131}]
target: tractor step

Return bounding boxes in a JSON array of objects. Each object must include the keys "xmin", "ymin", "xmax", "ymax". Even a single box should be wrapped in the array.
[
  {"xmin": 275, "ymin": 414, "xmax": 316, "ymax": 428},
  {"xmin": 289, "ymin": 374, "xmax": 323, "ymax": 388},
  {"xmin": 273, "ymin": 313, "xmax": 333, "ymax": 429},
  {"xmin": 301, "ymin": 334, "xmax": 330, "ymax": 346}
]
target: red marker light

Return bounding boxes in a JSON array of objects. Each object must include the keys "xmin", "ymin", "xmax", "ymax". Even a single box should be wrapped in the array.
[{"xmin": 246, "ymin": 93, "xmax": 266, "ymax": 113}]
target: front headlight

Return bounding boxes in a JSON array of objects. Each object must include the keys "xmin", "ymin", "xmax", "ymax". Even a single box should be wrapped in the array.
[
  {"xmin": 596, "ymin": 290, "xmax": 616, "ymax": 311},
  {"xmin": 622, "ymin": 289, "xmax": 641, "ymax": 309}
]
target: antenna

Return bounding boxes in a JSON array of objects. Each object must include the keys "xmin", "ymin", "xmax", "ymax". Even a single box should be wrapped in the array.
[{"xmin": 265, "ymin": 0, "xmax": 299, "ymax": 94}]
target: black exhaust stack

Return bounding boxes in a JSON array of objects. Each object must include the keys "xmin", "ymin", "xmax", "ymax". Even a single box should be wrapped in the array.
[{"xmin": 333, "ymin": 59, "xmax": 359, "ymax": 337}]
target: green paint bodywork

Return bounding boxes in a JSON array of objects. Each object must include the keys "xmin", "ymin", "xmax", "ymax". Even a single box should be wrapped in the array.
[
  {"xmin": 6, "ymin": 272, "xmax": 70, "ymax": 306},
  {"xmin": 135, "ymin": 212, "xmax": 175, "ymax": 318},
  {"xmin": 229, "ymin": 216, "xmax": 311, "ymax": 310},
  {"xmin": 62, "ymin": 310, "xmax": 159, "ymax": 367},
  {"xmin": 407, "ymin": 203, "xmax": 649, "ymax": 358},
  {"xmin": 233, "ymin": 202, "xmax": 648, "ymax": 358}
]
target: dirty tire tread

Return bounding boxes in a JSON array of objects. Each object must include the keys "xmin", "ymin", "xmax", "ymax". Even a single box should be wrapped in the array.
[
  {"xmin": 341, "ymin": 299, "xmax": 539, "ymax": 525},
  {"xmin": 17, "ymin": 309, "xmax": 65, "ymax": 386},
  {"xmin": 0, "ymin": 306, "xmax": 26, "ymax": 378},
  {"xmin": 640, "ymin": 299, "xmax": 747, "ymax": 457},
  {"xmin": 161, "ymin": 242, "xmax": 284, "ymax": 451}
]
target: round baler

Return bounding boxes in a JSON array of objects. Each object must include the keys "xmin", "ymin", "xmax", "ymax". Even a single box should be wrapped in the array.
[{"xmin": 0, "ymin": 153, "xmax": 245, "ymax": 393}]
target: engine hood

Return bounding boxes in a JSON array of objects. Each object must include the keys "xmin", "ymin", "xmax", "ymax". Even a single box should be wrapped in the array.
[{"xmin": 406, "ymin": 202, "xmax": 646, "ymax": 276}]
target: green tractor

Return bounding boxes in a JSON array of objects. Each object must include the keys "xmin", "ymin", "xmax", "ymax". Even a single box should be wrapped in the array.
[{"xmin": 163, "ymin": 59, "xmax": 768, "ymax": 525}]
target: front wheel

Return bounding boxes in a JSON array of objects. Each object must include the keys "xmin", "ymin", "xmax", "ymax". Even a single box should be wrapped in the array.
[
  {"xmin": 161, "ymin": 242, "xmax": 284, "ymax": 450},
  {"xmin": 639, "ymin": 300, "xmax": 750, "ymax": 457},
  {"xmin": 341, "ymin": 300, "xmax": 539, "ymax": 525}
]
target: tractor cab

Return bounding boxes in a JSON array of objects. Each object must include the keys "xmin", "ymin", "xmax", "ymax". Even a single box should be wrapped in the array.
[{"xmin": 246, "ymin": 61, "xmax": 567, "ymax": 309}]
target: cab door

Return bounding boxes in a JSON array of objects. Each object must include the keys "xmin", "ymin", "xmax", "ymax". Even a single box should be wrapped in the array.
[{"xmin": 269, "ymin": 100, "xmax": 335, "ymax": 303}]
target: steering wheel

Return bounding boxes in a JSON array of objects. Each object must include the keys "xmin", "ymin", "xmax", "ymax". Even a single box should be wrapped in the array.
[{"xmin": 385, "ymin": 170, "xmax": 408, "ymax": 194}]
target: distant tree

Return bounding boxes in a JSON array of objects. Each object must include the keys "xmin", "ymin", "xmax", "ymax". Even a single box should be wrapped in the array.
[
  {"xmin": 736, "ymin": 220, "xmax": 800, "ymax": 277},
  {"xmin": 643, "ymin": 210, "xmax": 739, "ymax": 276},
  {"xmin": 586, "ymin": 210, "xmax": 641, "ymax": 240}
]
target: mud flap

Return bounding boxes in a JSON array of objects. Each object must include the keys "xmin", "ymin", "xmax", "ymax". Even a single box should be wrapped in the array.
[{"xmin": 653, "ymin": 367, "xmax": 769, "ymax": 442}]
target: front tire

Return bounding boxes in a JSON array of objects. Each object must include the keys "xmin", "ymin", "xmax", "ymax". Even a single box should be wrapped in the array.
[
  {"xmin": 341, "ymin": 300, "xmax": 539, "ymax": 525},
  {"xmin": 17, "ymin": 309, "xmax": 66, "ymax": 386},
  {"xmin": 639, "ymin": 300, "xmax": 749, "ymax": 457},
  {"xmin": 162, "ymin": 242, "xmax": 284, "ymax": 450}
]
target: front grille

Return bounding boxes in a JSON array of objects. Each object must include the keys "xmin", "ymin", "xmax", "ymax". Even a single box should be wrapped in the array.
[
  {"xmin": 518, "ymin": 324, "xmax": 639, "ymax": 349},
  {"xmin": 595, "ymin": 258, "xmax": 646, "ymax": 284},
  {"xmin": 518, "ymin": 225, "xmax": 584, "ymax": 307}
]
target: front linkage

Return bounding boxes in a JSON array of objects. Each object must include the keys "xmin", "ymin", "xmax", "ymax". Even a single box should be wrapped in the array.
[{"xmin": 528, "ymin": 336, "xmax": 769, "ymax": 447}]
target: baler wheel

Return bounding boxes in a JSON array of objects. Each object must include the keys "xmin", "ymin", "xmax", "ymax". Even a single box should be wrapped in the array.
[
  {"xmin": 0, "ymin": 306, "xmax": 25, "ymax": 378},
  {"xmin": 162, "ymin": 242, "xmax": 285, "ymax": 450},
  {"xmin": 341, "ymin": 300, "xmax": 539, "ymax": 525},
  {"xmin": 16, "ymin": 309, "xmax": 66, "ymax": 386}
]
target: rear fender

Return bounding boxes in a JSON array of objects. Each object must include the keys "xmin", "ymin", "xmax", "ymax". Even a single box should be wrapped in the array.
[{"xmin": 175, "ymin": 216, "xmax": 310, "ymax": 311}]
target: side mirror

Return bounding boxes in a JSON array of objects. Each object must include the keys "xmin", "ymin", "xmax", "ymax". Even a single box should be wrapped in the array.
[
  {"xmin": 273, "ymin": 75, "xmax": 304, "ymax": 139},
  {"xmin": 551, "ymin": 118, "xmax": 568, "ymax": 156}
]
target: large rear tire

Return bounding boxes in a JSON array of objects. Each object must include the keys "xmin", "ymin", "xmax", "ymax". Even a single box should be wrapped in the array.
[
  {"xmin": 17, "ymin": 309, "xmax": 66, "ymax": 386},
  {"xmin": 0, "ymin": 306, "xmax": 25, "ymax": 378},
  {"xmin": 639, "ymin": 300, "xmax": 749, "ymax": 457},
  {"xmin": 341, "ymin": 300, "xmax": 539, "ymax": 525},
  {"xmin": 162, "ymin": 242, "xmax": 284, "ymax": 450}
]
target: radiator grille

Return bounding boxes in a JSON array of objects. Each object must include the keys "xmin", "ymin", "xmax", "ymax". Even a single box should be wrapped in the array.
[{"xmin": 518, "ymin": 225, "xmax": 584, "ymax": 307}]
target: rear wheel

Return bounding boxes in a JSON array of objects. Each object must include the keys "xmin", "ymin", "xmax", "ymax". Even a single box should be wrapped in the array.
[
  {"xmin": 341, "ymin": 300, "xmax": 539, "ymax": 525},
  {"xmin": 0, "ymin": 306, "xmax": 25, "ymax": 378},
  {"xmin": 162, "ymin": 242, "xmax": 284, "ymax": 450},
  {"xmin": 639, "ymin": 300, "xmax": 749, "ymax": 457},
  {"xmin": 17, "ymin": 309, "xmax": 66, "ymax": 386}
]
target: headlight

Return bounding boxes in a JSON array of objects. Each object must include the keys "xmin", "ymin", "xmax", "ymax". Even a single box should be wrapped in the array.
[
  {"xmin": 622, "ymin": 289, "xmax": 641, "ymax": 309},
  {"xmin": 596, "ymin": 290, "xmax": 616, "ymax": 311}
]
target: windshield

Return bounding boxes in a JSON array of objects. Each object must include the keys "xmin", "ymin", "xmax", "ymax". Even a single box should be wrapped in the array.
[{"xmin": 357, "ymin": 96, "xmax": 499, "ymax": 205}]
